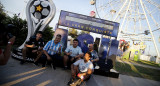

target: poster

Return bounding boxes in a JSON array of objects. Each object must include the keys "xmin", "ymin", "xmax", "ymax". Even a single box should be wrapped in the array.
[{"xmin": 54, "ymin": 28, "xmax": 68, "ymax": 51}]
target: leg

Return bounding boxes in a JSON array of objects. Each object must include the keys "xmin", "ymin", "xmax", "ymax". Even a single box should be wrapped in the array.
[
  {"xmin": 50, "ymin": 54, "xmax": 58, "ymax": 70},
  {"xmin": 20, "ymin": 47, "xmax": 28, "ymax": 64},
  {"xmin": 63, "ymin": 55, "xmax": 69, "ymax": 68},
  {"xmin": 34, "ymin": 50, "xmax": 43, "ymax": 62},
  {"xmin": 22, "ymin": 47, "xmax": 28, "ymax": 61},
  {"xmin": 83, "ymin": 74, "xmax": 91, "ymax": 81},
  {"xmin": 75, "ymin": 57, "xmax": 81, "ymax": 61},
  {"xmin": 71, "ymin": 64, "xmax": 79, "ymax": 79},
  {"xmin": 68, "ymin": 64, "xmax": 79, "ymax": 85},
  {"xmin": 41, "ymin": 54, "xmax": 47, "ymax": 67}
]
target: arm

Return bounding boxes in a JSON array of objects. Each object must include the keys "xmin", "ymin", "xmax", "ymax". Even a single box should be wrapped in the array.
[
  {"xmin": 75, "ymin": 53, "xmax": 84, "ymax": 59},
  {"xmin": 77, "ymin": 63, "xmax": 93, "ymax": 80},
  {"xmin": 75, "ymin": 47, "xmax": 84, "ymax": 59},
  {"xmin": 0, "ymin": 36, "xmax": 15, "ymax": 65},
  {"xmin": 80, "ymin": 68, "xmax": 93, "ymax": 76},
  {"xmin": 25, "ymin": 37, "xmax": 35, "ymax": 48},
  {"xmin": 38, "ymin": 47, "xmax": 43, "ymax": 51},
  {"xmin": 43, "ymin": 50, "xmax": 51, "ymax": 60},
  {"xmin": 64, "ymin": 47, "xmax": 72, "ymax": 55},
  {"xmin": 25, "ymin": 44, "xmax": 35, "ymax": 48},
  {"xmin": 38, "ymin": 40, "xmax": 45, "ymax": 51},
  {"xmin": 43, "ymin": 41, "xmax": 51, "ymax": 60},
  {"xmin": 91, "ymin": 58, "xmax": 99, "ymax": 62},
  {"xmin": 91, "ymin": 51, "xmax": 99, "ymax": 62},
  {"xmin": 57, "ymin": 45, "xmax": 62, "ymax": 54}
]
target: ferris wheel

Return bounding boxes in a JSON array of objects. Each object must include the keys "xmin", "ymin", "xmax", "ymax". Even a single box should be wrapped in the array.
[{"xmin": 90, "ymin": 0, "xmax": 160, "ymax": 57}]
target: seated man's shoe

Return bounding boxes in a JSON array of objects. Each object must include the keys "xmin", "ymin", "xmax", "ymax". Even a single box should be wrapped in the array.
[
  {"xmin": 67, "ymin": 78, "xmax": 74, "ymax": 85},
  {"xmin": 20, "ymin": 60, "xmax": 25, "ymax": 65},
  {"xmin": 63, "ymin": 66, "xmax": 68, "ymax": 70},
  {"xmin": 76, "ymin": 79, "xmax": 82, "ymax": 86},
  {"xmin": 42, "ymin": 64, "xmax": 46, "ymax": 67},
  {"xmin": 33, "ymin": 61, "xmax": 38, "ymax": 66},
  {"xmin": 51, "ymin": 63, "xmax": 56, "ymax": 70}
]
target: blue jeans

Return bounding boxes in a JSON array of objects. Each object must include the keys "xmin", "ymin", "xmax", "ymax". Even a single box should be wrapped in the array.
[{"xmin": 41, "ymin": 54, "xmax": 62, "ymax": 66}]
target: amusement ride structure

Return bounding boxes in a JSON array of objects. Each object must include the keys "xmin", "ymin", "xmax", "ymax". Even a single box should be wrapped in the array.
[{"xmin": 91, "ymin": 0, "xmax": 160, "ymax": 63}]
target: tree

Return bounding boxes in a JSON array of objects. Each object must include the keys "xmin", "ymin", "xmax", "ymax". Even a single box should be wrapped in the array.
[
  {"xmin": 68, "ymin": 28, "xmax": 78, "ymax": 38},
  {"xmin": 3, "ymin": 14, "xmax": 54, "ymax": 45},
  {"xmin": 79, "ymin": 30, "xmax": 90, "ymax": 35},
  {"xmin": 43, "ymin": 26, "xmax": 54, "ymax": 43},
  {"xmin": 0, "ymin": 2, "xmax": 53, "ymax": 46},
  {"xmin": 4, "ymin": 15, "xmax": 28, "ymax": 46},
  {"xmin": 0, "ymin": 1, "xmax": 7, "ymax": 23}
]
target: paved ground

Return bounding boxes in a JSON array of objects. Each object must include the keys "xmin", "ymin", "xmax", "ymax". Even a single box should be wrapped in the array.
[{"xmin": 0, "ymin": 58, "xmax": 160, "ymax": 86}]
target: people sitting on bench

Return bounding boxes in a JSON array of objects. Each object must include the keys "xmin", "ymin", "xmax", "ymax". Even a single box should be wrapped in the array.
[
  {"xmin": 41, "ymin": 34, "xmax": 62, "ymax": 69},
  {"xmin": 88, "ymin": 44, "xmax": 99, "ymax": 67},
  {"xmin": 63, "ymin": 39, "xmax": 83, "ymax": 70},
  {"xmin": 67, "ymin": 51, "xmax": 93, "ymax": 86},
  {"xmin": 20, "ymin": 31, "xmax": 44, "ymax": 65}
]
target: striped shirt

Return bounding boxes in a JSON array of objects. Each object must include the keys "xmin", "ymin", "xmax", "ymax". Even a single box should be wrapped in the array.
[{"xmin": 43, "ymin": 40, "xmax": 62, "ymax": 55}]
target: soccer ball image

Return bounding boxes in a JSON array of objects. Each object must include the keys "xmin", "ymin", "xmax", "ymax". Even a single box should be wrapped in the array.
[{"xmin": 30, "ymin": 0, "xmax": 50, "ymax": 19}]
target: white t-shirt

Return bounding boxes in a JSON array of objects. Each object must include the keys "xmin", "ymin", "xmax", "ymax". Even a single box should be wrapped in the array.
[
  {"xmin": 74, "ymin": 59, "xmax": 93, "ymax": 73},
  {"xmin": 65, "ymin": 45, "xmax": 83, "ymax": 57}
]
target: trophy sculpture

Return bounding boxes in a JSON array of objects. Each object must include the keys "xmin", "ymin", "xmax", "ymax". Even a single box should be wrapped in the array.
[
  {"xmin": 12, "ymin": 0, "xmax": 56, "ymax": 61},
  {"xmin": 19, "ymin": 0, "xmax": 56, "ymax": 49}
]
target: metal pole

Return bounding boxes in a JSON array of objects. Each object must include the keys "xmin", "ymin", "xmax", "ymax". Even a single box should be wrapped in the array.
[
  {"xmin": 117, "ymin": 0, "xmax": 132, "ymax": 40},
  {"xmin": 139, "ymin": 0, "xmax": 160, "ymax": 57},
  {"xmin": 113, "ymin": 0, "xmax": 128, "ymax": 21},
  {"xmin": 136, "ymin": 0, "xmax": 142, "ymax": 32}
]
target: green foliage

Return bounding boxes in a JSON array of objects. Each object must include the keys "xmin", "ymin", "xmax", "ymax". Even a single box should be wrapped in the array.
[
  {"xmin": 4, "ymin": 15, "xmax": 28, "ymax": 46},
  {"xmin": 129, "ymin": 59, "xmax": 160, "ymax": 68},
  {"xmin": 68, "ymin": 28, "xmax": 78, "ymax": 38},
  {"xmin": 0, "ymin": 2, "xmax": 7, "ymax": 23},
  {"xmin": 0, "ymin": 2, "xmax": 53, "ymax": 46},
  {"xmin": 115, "ymin": 61, "xmax": 160, "ymax": 81},
  {"xmin": 79, "ymin": 30, "xmax": 90, "ymax": 35},
  {"xmin": 43, "ymin": 26, "xmax": 54, "ymax": 43}
]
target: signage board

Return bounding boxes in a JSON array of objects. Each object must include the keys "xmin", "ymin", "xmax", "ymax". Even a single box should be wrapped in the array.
[{"xmin": 58, "ymin": 10, "xmax": 119, "ymax": 37}]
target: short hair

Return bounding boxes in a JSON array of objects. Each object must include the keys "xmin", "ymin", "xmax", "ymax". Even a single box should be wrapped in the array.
[
  {"xmin": 73, "ymin": 39, "xmax": 79, "ymax": 42},
  {"xmin": 37, "ymin": 31, "xmax": 43, "ymax": 35},
  {"xmin": 86, "ymin": 51, "xmax": 92, "ymax": 58},
  {"xmin": 56, "ymin": 34, "xmax": 61, "ymax": 38}
]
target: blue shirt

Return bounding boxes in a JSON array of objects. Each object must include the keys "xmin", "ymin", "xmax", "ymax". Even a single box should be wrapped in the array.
[
  {"xmin": 43, "ymin": 40, "xmax": 62, "ymax": 55},
  {"xmin": 65, "ymin": 45, "xmax": 83, "ymax": 57},
  {"xmin": 90, "ymin": 50, "xmax": 99, "ymax": 60}
]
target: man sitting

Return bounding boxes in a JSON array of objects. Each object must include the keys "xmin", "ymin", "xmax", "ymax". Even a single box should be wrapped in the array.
[
  {"xmin": 41, "ymin": 34, "xmax": 62, "ymax": 69},
  {"xmin": 63, "ymin": 39, "xmax": 83, "ymax": 69},
  {"xmin": 68, "ymin": 51, "xmax": 93, "ymax": 86},
  {"xmin": 20, "ymin": 31, "xmax": 44, "ymax": 64},
  {"xmin": 88, "ymin": 44, "xmax": 99, "ymax": 67}
]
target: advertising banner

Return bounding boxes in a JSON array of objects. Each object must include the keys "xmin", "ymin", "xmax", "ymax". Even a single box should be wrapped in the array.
[
  {"xmin": 108, "ymin": 40, "xmax": 119, "ymax": 56},
  {"xmin": 58, "ymin": 10, "xmax": 119, "ymax": 37},
  {"xmin": 54, "ymin": 28, "xmax": 68, "ymax": 51}
]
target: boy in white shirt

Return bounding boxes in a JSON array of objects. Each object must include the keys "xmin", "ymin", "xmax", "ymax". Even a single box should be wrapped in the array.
[{"xmin": 68, "ymin": 51, "xmax": 93, "ymax": 85}]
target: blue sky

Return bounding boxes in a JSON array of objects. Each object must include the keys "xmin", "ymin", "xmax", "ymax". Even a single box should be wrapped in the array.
[{"xmin": 1, "ymin": 0, "xmax": 160, "ymax": 56}]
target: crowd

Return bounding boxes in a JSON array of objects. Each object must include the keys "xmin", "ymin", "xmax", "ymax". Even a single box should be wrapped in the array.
[{"xmin": 18, "ymin": 31, "xmax": 99, "ymax": 85}]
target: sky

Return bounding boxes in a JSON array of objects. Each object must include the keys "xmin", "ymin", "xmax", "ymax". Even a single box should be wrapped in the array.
[{"xmin": 1, "ymin": 0, "xmax": 160, "ymax": 56}]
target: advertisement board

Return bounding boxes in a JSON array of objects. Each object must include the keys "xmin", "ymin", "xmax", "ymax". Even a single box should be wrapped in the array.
[{"xmin": 58, "ymin": 10, "xmax": 119, "ymax": 37}]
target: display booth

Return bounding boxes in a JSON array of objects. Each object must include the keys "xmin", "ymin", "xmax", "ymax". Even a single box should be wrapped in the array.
[{"xmin": 12, "ymin": 0, "xmax": 120, "ymax": 78}]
